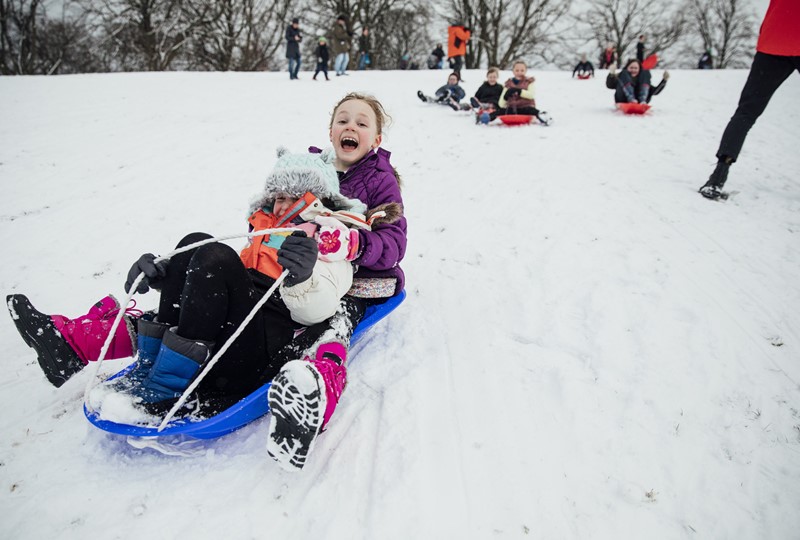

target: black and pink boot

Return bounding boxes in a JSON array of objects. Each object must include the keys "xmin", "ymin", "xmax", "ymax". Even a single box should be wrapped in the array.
[
  {"xmin": 7, "ymin": 294, "xmax": 139, "ymax": 387},
  {"xmin": 267, "ymin": 342, "xmax": 348, "ymax": 471}
]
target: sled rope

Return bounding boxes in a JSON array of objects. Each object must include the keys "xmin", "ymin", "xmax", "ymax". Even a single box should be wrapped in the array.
[
  {"xmin": 158, "ymin": 269, "xmax": 288, "ymax": 431},
  {"xmin": 83, "ymin": 228, "xmax": 296, "ymax": 410}
]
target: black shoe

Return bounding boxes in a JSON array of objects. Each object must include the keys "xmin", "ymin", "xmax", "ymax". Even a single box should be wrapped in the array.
[
  {"xmin": 266, "ymin": 360, "xmax": 325, "ymax": 471},
  {"xmin": 470, "ymin": 97, "xmax": 481, "ymax": 109},
  {"xmin": 699, "ymin": 160, "xmax": 730, "ymax": 199},
  {"xmin": 536, "ymin": 111, "xmax": 552, "ymax": 126},
  {"xmin": 448, "ymin": 97, "xmax": 460, "ymax": 111},
  {"xmin": 6, "ymin": 295, "xmax": 84, "ymax": 387},
  {"xmin": 417, "ymin": 90, "xmax": 427, "ymax": 103},
  {"xmin": 698, "ymin": 183, "xmax": 723, "ymax": 200}
]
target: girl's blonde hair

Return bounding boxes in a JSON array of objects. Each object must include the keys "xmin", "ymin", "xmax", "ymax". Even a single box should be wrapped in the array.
[{"xmin": 330, "ymin": 93, "xmax": 392, "ymax": 135}]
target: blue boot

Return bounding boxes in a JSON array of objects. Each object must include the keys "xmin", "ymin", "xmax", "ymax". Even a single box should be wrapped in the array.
[
  {"xmin": 113, "ymin": 318, "xmax": 169, "ymax": 390},
  {"xmin": 133, "ymin": 328, "xmax": 213, "ymax": 406}
]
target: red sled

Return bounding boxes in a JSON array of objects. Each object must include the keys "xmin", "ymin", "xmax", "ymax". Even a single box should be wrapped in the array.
[
  {"xmin": 498, "ymin": 114, "xmax": 534, "ymax": 126},
  {"xmin": 577, "ymin": 73, "xmax": 592, "ymax": 80},
  {"xmin": 616, "ymin": 103, "xmax": 651, "ymax": 115},
  {"xmin": 641, "ymin": 54, "xmax": 658, "ymax": 70}
]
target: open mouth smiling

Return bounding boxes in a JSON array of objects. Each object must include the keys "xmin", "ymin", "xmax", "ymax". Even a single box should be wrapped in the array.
[{"xmin": 341, "ymin": 136, "xmax": 359, "ymax": 150}]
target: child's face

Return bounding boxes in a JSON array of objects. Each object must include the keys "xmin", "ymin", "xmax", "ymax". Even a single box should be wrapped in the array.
[
  {"xmin": 487, "ymin": 72, "xmax": 498, "ymax": 85},
  {"xmin": 448, "ymin": 74, "xmax": 458, "ymax": 85},
  {"xmin": 628, "ymin": 61, "xmax": 640, "ymax": 76},
  {"xmin": 273, "ymin": 194, "xmax": 299, "ymax": 218},
  {"xmin": 512, "ymin": 63, "xmax": 527, "ymax": 79},
  {"xmin": 329, "ymin": 99, "xmax": 382, "ymax": 170}
]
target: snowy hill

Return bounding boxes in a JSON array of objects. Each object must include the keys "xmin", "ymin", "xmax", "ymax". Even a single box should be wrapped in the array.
[{"xmin": 1, "ymin": 68, "xmax": 799, "ymax": 539}]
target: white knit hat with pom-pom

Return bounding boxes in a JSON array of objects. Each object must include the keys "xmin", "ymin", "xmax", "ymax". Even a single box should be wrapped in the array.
[{"xmin": 248, "ymin": 147, "xmax": 366, "ymax": 215}]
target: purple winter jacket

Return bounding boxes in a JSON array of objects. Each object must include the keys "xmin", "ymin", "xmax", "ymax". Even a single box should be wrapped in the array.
[{"xmin": 310, "ymin": 146, "xmax": 407, "ymax": 296}]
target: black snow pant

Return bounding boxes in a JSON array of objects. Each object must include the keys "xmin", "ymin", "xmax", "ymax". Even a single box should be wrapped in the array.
[
  {"xmin": 716, "ymin": 52, "xmax": 800, "ymax": 162},
  {"xmin": 156, "ymin": 232, "xmax": 368, "ymax": 412}
]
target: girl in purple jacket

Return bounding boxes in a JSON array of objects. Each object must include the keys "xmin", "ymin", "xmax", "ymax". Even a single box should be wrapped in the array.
[{"xmin": 266, "ymin": 92, "xmax": 407, "ymax": 471}]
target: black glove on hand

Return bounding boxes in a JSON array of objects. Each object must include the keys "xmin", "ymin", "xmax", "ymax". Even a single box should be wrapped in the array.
[
  {"xmin": 505, "ymin": 87, "xmax": 520, "ymax": 99},
  {"xmin": 277, "ymin": 231, "xmax": 318, "ymax": 287},
  {"xmin": 124, "ymin": 253, "xmax": 169, "ymax": 294}
]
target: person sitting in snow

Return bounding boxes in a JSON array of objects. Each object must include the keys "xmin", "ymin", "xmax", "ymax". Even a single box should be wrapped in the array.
[
  {"xmin": 498, "ymin": 59, "xmax": 551, "ymax": 125},
  {"xmin": 469, "ymin": 66, "xmax": 504, "ymax": 123},
  {"xmin": 608, "ymin": 58, "xmax": 669, "ymax": 104},
  {"xmin": 572, "ymin": 53, "xmax": 595, "ymax": 78},
  {"xmin": 417, "ymin": 72, "xmax": 467, "ymax": 111}
]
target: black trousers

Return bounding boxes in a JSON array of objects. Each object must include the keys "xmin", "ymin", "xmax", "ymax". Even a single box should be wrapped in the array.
[
  {"xmin": 717, "ymin": 52, "xmax": 800, "ymax": 161},
  {"xmin": 157, "ymin": 233, "xmax": 367, "ymax": 410}
]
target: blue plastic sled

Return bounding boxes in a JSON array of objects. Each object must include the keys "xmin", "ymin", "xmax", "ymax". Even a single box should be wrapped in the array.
[{"xmin": 85, "ymin": 290, "xmax": 406, "ymax": 439}]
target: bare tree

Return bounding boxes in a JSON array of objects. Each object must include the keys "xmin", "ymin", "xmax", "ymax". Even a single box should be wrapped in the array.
[
  {"xmin": 1, "ymin": 0, "xmax": 43, "ymax": 74},
  {"xmin": 579, "ymin": 0, "xmax": 686, "ymax": 66},
  {"xmin": 445, "ymin": 0, "xmax": 572, "ymax": 69},
  {"xmin": 686, "ymin": 0, "xmax": 756, "ymax": 68},
  {"xmin": 374, "ymin": 2, "xmax": 432, "ymax": 69},
  {"xmin": 82, "ymin": 0, "xmax": 216, "ymax": 71},
  {"xmin": 36, "ymin": 11, "xmax": 103, "ymax": 74},
  {"xmin": 189, "ymin": 0, "xmax": 292, "ymax": 71},
  {"xmin": 297, "ymin": 0, "xmax": 430, "ymax": 70}
]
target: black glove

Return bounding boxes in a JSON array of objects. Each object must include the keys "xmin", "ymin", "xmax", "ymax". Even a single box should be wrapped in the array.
[
  {"xmin": 277, "ymin": 231, "xmax": 318, "ymax": 287},
  {"xmin": 505, "ymin": 87, "xmax": 520, "ymax": 99},
  {"xmin": 124, "ymin": 253, "xmax": 168, "ymax": 294}
]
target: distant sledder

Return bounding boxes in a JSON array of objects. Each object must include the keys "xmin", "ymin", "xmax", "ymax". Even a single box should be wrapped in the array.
[
  {"xmin": 572, "ymin": 54, "xmax": 595, "ymax": 79},
  {"xmin": 496, "ymin": 59, "xmax": 551, "ymax": 126},
  {"xmin": 417, "ymin": 72, "xmax": 469, "ymax": 111},
  {"xmin": 470, "ymin": 67, "xmax": 503, "ymax": 124},
  {"xmin": 607, "ymin": 58, "xmax": 669, "ymax": 114}
]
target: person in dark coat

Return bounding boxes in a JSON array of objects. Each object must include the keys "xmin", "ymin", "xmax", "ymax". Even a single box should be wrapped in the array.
[
  {"xmin": 572, "ymin": 53, "xmax": 595, "ymax": 78},
  {"xmin": 636, "ymin": 35, "xmax": 646, "ymax": 63},
  {"xmin": 429, "ymin": 43, "xmax": 445, "ymax": 69},
  {"xmin": 611, "ymin": 58, "xmax": 669, "ymax": 103},
  {"xmin": 614, "ymin": 59, "xmax": 650, "ymax": 103},
  {"xmin": 469, "ymin": 67, "xmax": 504, "ymax": 122},
  {"xmin": 357, "ymin": 28, "xmax": 371, "ymax": 70},
  {"xmin": 416, "ymin": 72, "xmax": 467, "ymax": 110},
  {"xmin": 699, "ymin": 0, "xmax": 800, "ymax": 199},
  {"xmin": 330, "ymin": 14, "xmax": 353, "ymax": 76},
  {"xmin": 698, "ymin": 49, "xmax": 713, "ymax": 69},
  {"xmin": 285, "ymin": 18, "xmax": 302, "ymax": 80},
  {"xmin": 313, "ymin": 36, "xmax": 330, "ymax": 81}
]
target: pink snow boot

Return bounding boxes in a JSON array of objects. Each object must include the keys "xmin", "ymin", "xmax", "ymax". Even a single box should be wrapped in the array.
[
  {"xmin": 267, "ymin": 342, "xmax": 348, "ymax": 471},
  {"xmin": 51, "ymin": 295, "xmax": 140, "ymax": 364},
  {"xmin": 7, "ymin": 294, "xmax": 140, "ymax": 388}
]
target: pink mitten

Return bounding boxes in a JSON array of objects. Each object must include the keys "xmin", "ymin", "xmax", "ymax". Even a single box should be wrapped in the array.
[{"xmin": 314, "ymin": 216, "xmax": 359, "ymax": 262}]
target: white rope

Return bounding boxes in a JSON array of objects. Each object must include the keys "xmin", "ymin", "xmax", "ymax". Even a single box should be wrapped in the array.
[
  {"xmin": 82, "ymin": 227, "xmax": 297, "ymax": 411},
  {"xmin": 158, "ymin": 269, "xmax": 289, "ymax": 431}
]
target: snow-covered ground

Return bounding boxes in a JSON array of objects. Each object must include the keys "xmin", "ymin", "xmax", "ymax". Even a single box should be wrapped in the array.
[{"xmin": 1, "ymin": 67, "xmax": 799, "ymax": 539}]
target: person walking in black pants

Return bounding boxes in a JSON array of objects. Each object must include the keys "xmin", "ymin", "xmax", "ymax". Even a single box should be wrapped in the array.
[{"xmin": 699, "ymin": 0, "xmax": 800, "ymax": 200}]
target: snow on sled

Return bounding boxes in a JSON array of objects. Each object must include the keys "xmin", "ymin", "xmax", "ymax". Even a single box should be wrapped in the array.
[
  {"xmin": 498, "ymin": 114, "xmax": 534, "ymax": 126},
  {"xmin": 641, "ymin": 54, "xmax": 658, "ymax": 70},
  {"xmin": 85, "ymin": 290, "xmax": 406, "ymax": 440},
  {"xmin": 616, "ymin": 103, "xmax": 651, "ymax": 115}
]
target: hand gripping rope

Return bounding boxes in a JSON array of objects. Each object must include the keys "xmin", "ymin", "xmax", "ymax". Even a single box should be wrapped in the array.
[{"xmin": 83, "ymin": 228, "xmax": 296, "ymax": 431}]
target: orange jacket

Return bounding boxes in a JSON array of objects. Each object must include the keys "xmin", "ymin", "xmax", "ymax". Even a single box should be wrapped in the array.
[
  {"xmin": 756, "ymin": 0, "xmax": 800, "ymax": 56},
  {"xmin": 239, "ymin": 192, "xmax": 318, "ymax": 279},
  {"xmin": 447, "ymin": 26, "xmax": 471, "ymax": 58}
]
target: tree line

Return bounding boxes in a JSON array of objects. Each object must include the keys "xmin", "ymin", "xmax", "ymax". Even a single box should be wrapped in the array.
[{"xmin": 0, "ymin": 0, "xmax": 758, "ymax": 75}]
